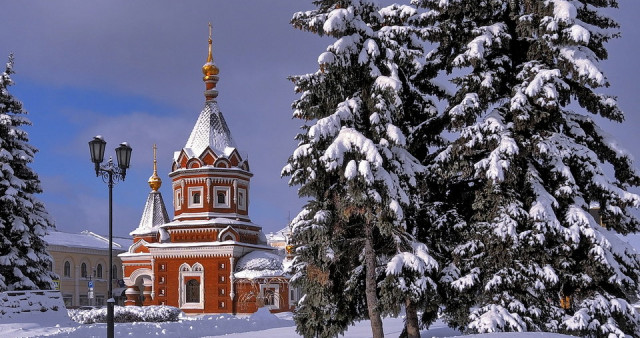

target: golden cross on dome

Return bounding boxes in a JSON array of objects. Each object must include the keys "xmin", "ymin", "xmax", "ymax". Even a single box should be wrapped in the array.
[{"xmin": 153, "ymin": 143, "xmax": 158, "ymax": 175}]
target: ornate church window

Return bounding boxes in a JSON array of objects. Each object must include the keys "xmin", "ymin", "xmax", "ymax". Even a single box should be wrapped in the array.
[
  {"xmin": 179, "ymin": 263, "xmax": 204, "ymax": 309},
  {"xmin": 214, "ymin": 187, "xmax": 230, "ymax": 208},
  {"xmin": 188, "ymin": 187, "xmax": 204, "ymax": 208}
]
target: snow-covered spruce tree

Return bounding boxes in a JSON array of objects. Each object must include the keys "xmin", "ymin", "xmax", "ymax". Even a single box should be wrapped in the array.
[
  {"xmin": 0, "ymin": 55, "xmax": 57, "ymax": 291},
  {"xmin": 282, "ymin": 1, "xmax": 441, "ymax": 337},
  {"xmin": 416, "ymin": 0, "xmax": 640, "ymax": 336}
]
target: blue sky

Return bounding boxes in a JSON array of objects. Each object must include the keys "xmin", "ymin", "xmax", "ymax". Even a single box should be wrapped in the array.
[{"xmin": 1, "ymin": 1, "xmax": 639, "ymax": 238}]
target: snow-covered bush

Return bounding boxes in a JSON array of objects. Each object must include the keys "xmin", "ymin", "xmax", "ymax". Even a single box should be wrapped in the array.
[{"xmin": 68, "ymin": 305, "xmax": 182, "ymax": 324}]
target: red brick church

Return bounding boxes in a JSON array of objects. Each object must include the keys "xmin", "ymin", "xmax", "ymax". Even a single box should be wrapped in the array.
[{"xmin": 119, "ymin": 28, "xmax": 292, "ymax": 314}]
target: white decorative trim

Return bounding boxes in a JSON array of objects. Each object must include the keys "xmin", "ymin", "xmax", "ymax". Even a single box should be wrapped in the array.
[
  {"xmin": 206, "ymin": 178, "xmax": 211, "ymax": 204},
  {"xmin": 179, "ymin": 263, "xmax": 205, "ymax": 309},
  {"xmin": 150, "ymin": 245, "xmax": 235, "ymax": 259},
  {"xmin": 174, "ymin": 189, "xmax": 182, "ymax": 210},
  {"xmin": 237, "ymin": 188, "xmax": 247, "ymax": 211},
  {"xmin": 121, "ymin": 261, "xmax": 152, "ymax": 267},
  {"xmin": 214, "ymin": 186, "xmax": 231, "ymax": 209},
  {"xmin": 170, "ymin": 170, "xmax": 252, "ymax": 183},
  {"xmin": 229, "ymin": 257, "xmax": 235, "ymax": 300},
  {"xmin": 127, "ymin": 239, "xmax": 149, "ymax": 254},
  {"xmin": 126, "ymin": 268, "xmax": 153, "ymax": 287},
  {"xmin": 172, "ymin": 211, "xmax": 250, "ymax": 221},
  {"xmin": 169, "ymin": 228, "xmax": 218, "ymax": 235},
  {"xmin": 187, "ymin": 186, "xmax": 204, "ymax": 209},
  {"xmin": 218, "ymin": 226, "xmax": 237, "ymax": 242}
]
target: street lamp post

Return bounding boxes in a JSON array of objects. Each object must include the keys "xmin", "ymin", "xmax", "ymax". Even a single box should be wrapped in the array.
[{"xmin": 88, "ymin": 135, "xmax": 132, "ymax": 338}]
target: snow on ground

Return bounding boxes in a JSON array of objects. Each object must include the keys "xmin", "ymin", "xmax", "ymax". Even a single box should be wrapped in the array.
[{"xmin": 0, "ymin": 306, "xmax": 577, "ymax": 338}]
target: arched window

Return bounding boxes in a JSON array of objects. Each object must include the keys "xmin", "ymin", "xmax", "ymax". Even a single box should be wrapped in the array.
[
  {"xmin": 264, "ymin": 287, "xmax": 276, "ymax": 306},
  {"xmin": 193, "ymin": 192, "xmax": 201, "ymax": 204},
  {"xmin": 112, "ymin": 265, "xmax": 118, "ymax": 279},
  {"xmin": 217, "ymin": 192, "xmax": 226, "ymax": 204},
  {"xmin": 81, "ymin": 263, "xmax": 87, "ymax": 278},
  {"xmin": 186, "ymin": 279, "xmax": 200, "ymax": 303},
  {"xmin": 64, "ymin": 261, "xmax": 71, "ymax": 277},
  {"xmin": 96, "ymin": 264, "xmax": 103, "ymax": 279}
]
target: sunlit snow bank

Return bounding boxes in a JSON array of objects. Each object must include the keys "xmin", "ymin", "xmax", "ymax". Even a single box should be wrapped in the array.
[
  {"xmin": 0, "ymin": 304, "xmax": 577, "ymax": 338},
  {"xmin": 451, "ymin": 334, "xmax": 573, "ymax": 338}
]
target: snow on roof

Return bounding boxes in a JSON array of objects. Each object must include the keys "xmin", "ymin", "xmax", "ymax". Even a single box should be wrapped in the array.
[
  {"xmin": 266, "ymin": 226, "xmax": 291, "ymax": 242},
  {"xmin": 160, "ymin": 217, "xmax": 259, "ymax": 228},
  {"xmin": 234, "ymin": 250, "xmax": 285, "ymax": 279},
  {"xmin": 137, "ymin": 240, "xmax": 273, "ymax": 251},
  {"xmin": 182, "ymin": 101, "xmax": 237, "ymax": 159},
  {"xmin": 44, "ymin": 230, "xmax": 128, "ymax": 251},
  {"xmin": 130, "ymin": 190, "xmax": 170, "ymax": 236}
]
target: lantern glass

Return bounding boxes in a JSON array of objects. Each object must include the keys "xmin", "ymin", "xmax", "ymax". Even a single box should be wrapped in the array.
[
  {"xmin": 115, "ymin": 142, "xmax": 132, "ymax": 170},
  {"xmin": 89, "ymin": 136, "xmax": 106, "ymax": 164}
]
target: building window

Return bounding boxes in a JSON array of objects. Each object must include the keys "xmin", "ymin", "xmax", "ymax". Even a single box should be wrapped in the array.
[
  {"xmin": 219, "ymin": 275, "xmax": 225, "ymax": 283},
  {"xmin": 174, "ymin": 189, "xmax": 182, "ymax": 210},
  {"xmin": 46, "ymin": 260, "xmax": 53, "ymax": 272},
  {"xmin": 219, "ymin": 288, "xmax": 225, "ymax": 296},
  {"xmin": 112, "ymin": 265, "xmax": 118, "ymax": 279},
  {"xmin": 179, "ymin": 263, "xmax": 204, "ymax": 309},
  {"xmin": 289, "ymin": 286, "xmax": 301, "ymax": 305},
  {"xmin": 185, "ymin": 279, "xmax": 200, "ymax": 303},
  {"xmin": 96, "ymin": 264, "xmax": 103, "ymax": 279},
  {"xmin": 81, "ymin": 263, "xmax": 88, "ymax": 278},
  {"xmin": 95, "ymin": 296, "xmax": 105, "ymax": 306},
  {"xmin": 159, "ymin": 276, "xmax": 166, "ymax": 284},
  {"xmin": 260, "ymin": 284, "xmax": 280, "ymax": 309},
  {"xmin": 159, "ymin": 264, "xmax": 166, "ymax": 272},
  {"xmin": 159, "ymin": 288, "xmax": 166, "ymax": 296},
  {"xmin": 188, "ymin": 187, "xmax": 204, "ymax": 208},
  {"xmin": 63, "ymin": 261, "xmax": 71, "ymax": 277},
  {"xmin": 214, "ymin": 187, "xmax": 230, "ymax": 208},
  {"xmin": 264, "ymin": 288, "xmax": 275, "ymax": 306},
  {"xmin": 238, "ymin": 188, "xmax": 247, "ymax": 211},
  {"xmin": 79, "ymin": 295, "xmax": 89, "ymax": 306},
  {"xmin": 219, "ymin": 263, "xmax": 225, "ymax": 270},
  {"xmin": 219, "ymin": 301, "xmax": 225, "ymax": 308}
]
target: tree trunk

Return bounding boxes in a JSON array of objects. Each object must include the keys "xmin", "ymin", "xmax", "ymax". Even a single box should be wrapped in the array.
[
  {"xmin": 404, "ymin": 298, "xmax": 420, "ymax": 338},
  {"xmin": 364, "ymin": 223, "xmax": 384, "ymax": 338}
]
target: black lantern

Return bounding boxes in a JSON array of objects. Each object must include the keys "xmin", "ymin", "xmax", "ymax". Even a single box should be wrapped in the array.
[
  {"xmin": 115, "ymin": 142, "xmax": 132, "ymax": 177},
  {"xmin": 88, "ymin": 136, "xmax": 107, "ymax": 175}
]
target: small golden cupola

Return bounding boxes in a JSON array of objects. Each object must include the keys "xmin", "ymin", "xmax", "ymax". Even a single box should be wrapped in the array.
[
  {"xmin": 148, "ymin": 144, "xmax": 162, "ymax": 191},
  {"xmin": 202, "ymin": 22, "xmax": 219, "ymax": 101}
]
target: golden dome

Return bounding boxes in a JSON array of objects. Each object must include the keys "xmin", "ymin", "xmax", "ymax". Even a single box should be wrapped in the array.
[
  {"xmin": 202, "ymin": 23, "xmax": 219, "ymax": 76},
  {"xmin": 148, "ymin": 174, "xmax": 161, "ymax": 191},
  {"xmin": 148, "ymin": 144, "xmax": 162, "ymax": 191}
]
